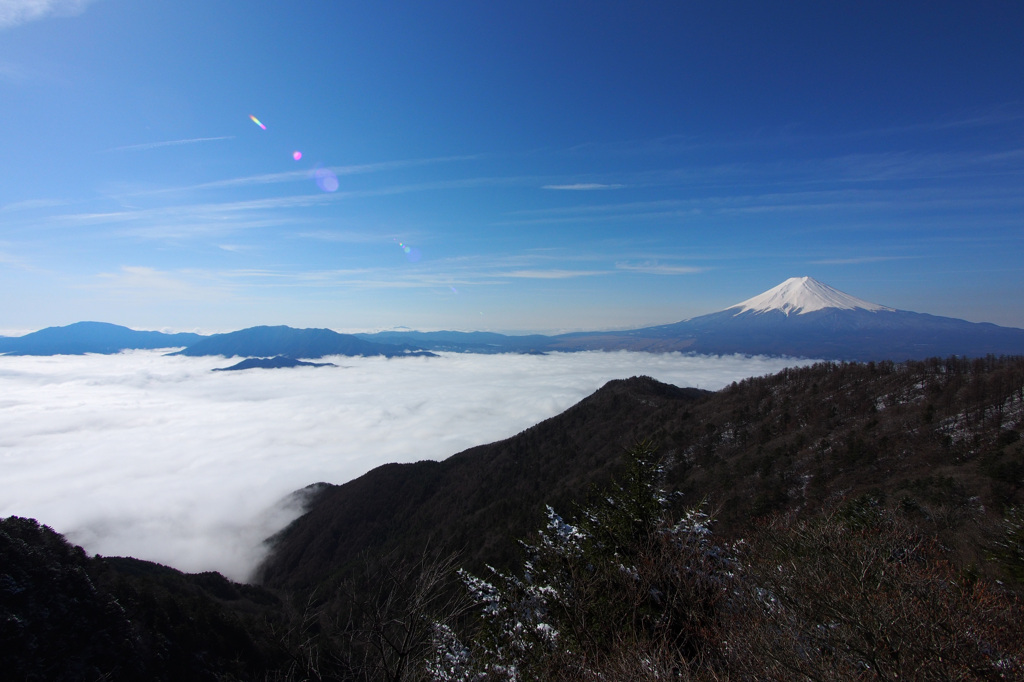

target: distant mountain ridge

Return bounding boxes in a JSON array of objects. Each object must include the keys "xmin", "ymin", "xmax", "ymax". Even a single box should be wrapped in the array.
[
  {"xmin": 4, "ymin": 278, "xmax": 1024, "ymax": 360},
  {"xmin": 360, "ymin": 277, "xmax": 1024, "ymax": 360},
  {"xmin": 353, "ymin": 329, "xmax": 554, "ymax": 354},
  {"xmin": 0, "ymin": 321, "xmax": 202, "ymax": 356},
  {"xmin": 170, "ymin": 325, "xmax": 436, "ymax": 359}
]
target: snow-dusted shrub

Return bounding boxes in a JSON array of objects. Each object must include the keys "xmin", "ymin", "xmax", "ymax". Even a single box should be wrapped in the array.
[{"xmin": 444, "ymin": 441, "xmax": 740, "ymax": 680}]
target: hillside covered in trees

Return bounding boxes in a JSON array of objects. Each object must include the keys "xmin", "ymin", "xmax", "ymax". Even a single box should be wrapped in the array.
[
  {"xmin": 261, "ymin": 355, "xmax": 1024, "ymax": 588},
  {"xmin": 3, "ymin": 356, "xmax": 1024, "ymax": 679}
]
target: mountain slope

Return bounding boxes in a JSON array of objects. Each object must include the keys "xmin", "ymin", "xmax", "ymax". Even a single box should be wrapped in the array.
[
  {"xmin": 256, "ymin": 377, "xmax": 710, "ymax": 589},
  {"xmin": 0, "ymin": 321, "xmax": 203, "ymax": 356},
  {"xmin": 170, "ymin": 325, "xmax": 436, "ymax": 359},
  {"xmin": 258, "ymin": 355, "xmax": 1024, "ymax": 591}
]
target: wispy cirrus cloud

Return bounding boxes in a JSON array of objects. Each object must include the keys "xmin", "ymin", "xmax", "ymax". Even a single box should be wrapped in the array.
[
  {"xmin": 502, "ymin": 269, "xmax": 608, "ymax": 279},
  {"xmin": 0, "ymin": 0, "xmax": 96, "ymax": 29},
  {"xmin": 615, "ymin": 261, "xmax": 706, "ymax": 275},
  {"xmin": 504, "ymin": 177, "xmax": 1024, "ymax": 229},
  {"xmin": 45, "ymin": 194, "xmax": 336, "ymax": 238},
  {"xmin": 542, "ymin": 183, "xmax": 626, "ymax": 190},
  {"xmin": 182, "ymin": 154, "xmax": 483, "ymax": 192},
  {"xmin": 0, "ymin": 197, "xmax": 67, "ymax": 212},
  {"xmin": 562, "ymin": 108, "xmax": 1024, "ymax": 160},
  {"xmin": 91, "ymin": 266, "xmax": 236, "ymax": 302},
  {"xmin": 292, "ymin": 229, "xmax": 394, "ymax": 244},
  {"xmin": 40, "ymin": 178, "xmax": 497, "ymax": 240},
  {"xmin": 111, "ymin": 136, "xmax": 236, "ymax": 152},
  {"xmin": 809, "ymin": 255, "xmax": 920, "ymax": 266}
]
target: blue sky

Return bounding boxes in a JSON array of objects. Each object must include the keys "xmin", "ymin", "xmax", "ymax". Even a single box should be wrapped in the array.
[{"xmin": 2, "ymin": 1, "xmax": 1023, "ymax": 333}]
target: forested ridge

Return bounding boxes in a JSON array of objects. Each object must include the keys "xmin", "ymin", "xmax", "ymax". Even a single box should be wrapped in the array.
[
  {"xmin": 263, "ymin": 355, "xmax": 1024, "ymax": 588},
  {"xmin": 3, "ymin": 356, "xmax": 1024, "ymax": 680}
]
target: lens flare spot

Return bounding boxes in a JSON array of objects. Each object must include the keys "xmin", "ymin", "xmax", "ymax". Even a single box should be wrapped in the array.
[
  {"xmin": 249, "ymin": 115, "xmax": 267, "ymax": 130},
  {"xmin": 313, "ymin": 167, "xmax": 339, "ymax": 192},
  {"xmin": 394, "ymin": 239, "xmax": 422, "ymax": 263},
  {"xmin": 292, "ymin": 151, "xmax": 302, "ymax": 161}
]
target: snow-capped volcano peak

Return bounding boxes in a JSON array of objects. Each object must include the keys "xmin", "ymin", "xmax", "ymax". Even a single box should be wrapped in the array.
[{"xmin": 727, "ymin": 277, "xmax": 892, "ymax": 316}]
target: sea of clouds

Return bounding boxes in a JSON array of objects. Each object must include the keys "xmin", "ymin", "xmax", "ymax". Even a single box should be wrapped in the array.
[{"xmin": 0, "ymin": 350, "xmax": 813, "ymax": 581}]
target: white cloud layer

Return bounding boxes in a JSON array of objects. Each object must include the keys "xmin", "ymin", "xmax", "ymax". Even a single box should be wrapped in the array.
[{"xmin": 0, "ymin": 350, "xmax": 812, "ymax": 581}]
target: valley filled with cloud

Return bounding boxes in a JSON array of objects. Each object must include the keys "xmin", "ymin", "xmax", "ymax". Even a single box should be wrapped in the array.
[{"xmin": 0, "ymin": 350, "xmax": 810, "ymax": 581}]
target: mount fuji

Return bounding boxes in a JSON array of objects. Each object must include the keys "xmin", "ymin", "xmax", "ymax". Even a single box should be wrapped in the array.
[
  {"xmin": 546, "ymin": 277, "xmax": 1024, "ymax": 360},
  {"xmin": 724, "ymin": 276, "xmax": 893, "ymax": 316}
]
